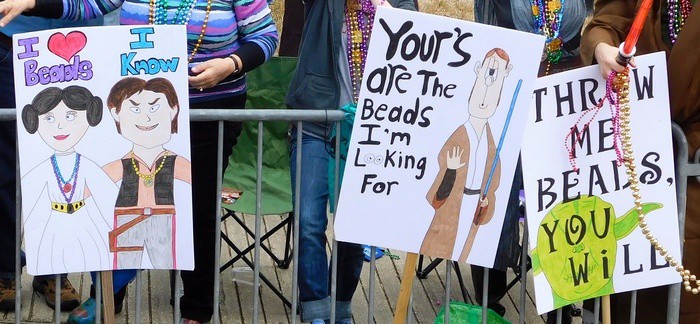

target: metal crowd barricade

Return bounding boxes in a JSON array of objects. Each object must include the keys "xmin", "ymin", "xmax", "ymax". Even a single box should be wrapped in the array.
[{"xmin": 0, "ymin": 106, "xmax": 691, "ymax": 323}]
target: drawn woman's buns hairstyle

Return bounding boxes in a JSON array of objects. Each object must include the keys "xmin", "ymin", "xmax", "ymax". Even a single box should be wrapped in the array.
[{"xmin": 21, "ymin": 86, "xmax": 103, "ymax": 134}]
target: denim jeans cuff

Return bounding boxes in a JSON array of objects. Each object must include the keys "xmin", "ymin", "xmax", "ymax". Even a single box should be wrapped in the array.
[
  {"xmin": 300, "ymin": 296, "xmax": 331, "ymax": 322},
  {"xmin": 0, "ymin": 272, "xmax": 15, "ymax": 279},
  {"xmin": 335, "ymin": 300, "xmax": 352, "ymax": 322}
]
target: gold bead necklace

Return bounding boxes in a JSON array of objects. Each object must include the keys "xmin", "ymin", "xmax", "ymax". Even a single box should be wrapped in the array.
[
  {"xmin": 148, "ymin": 0, "xmax": 213, "ymax": 62},
  {"xmin": 614, "ymin": 70, "xmax": 699, "ymax": 294},
  {"xmin": 130, "ymin": 151, "xmax": 169, "ymax": 188}
]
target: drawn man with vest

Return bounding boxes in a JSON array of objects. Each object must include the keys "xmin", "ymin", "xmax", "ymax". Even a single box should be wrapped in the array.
[
  {"xmin": 103, "ymin": 77, "xmax": 191, "ymax": 269},
  {"xmin": 420, "ymin": 48, "xmax": 512, "ymax": 261}
]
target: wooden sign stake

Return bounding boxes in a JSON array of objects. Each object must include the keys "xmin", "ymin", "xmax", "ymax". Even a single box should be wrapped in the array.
[
  {"xmin": 101, "ymin": 271, "xmax": 115, "ymax": 324},
  {"xmin": 393, "ymin": 253, "xmax": 418, "ymax": 324}
]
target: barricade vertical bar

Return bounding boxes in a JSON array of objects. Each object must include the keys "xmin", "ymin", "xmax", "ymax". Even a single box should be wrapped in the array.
[
  {"xmin": 96, "ymin": 273, "xmax": 102, "ymax": 324},
  {"xmin": 291, "ymin": 122, "xmax": 302, "ymax": 324},
  {"xmin": 135, "ymin": 271, "xmax": 142, "ymax": 324},
  {"xmin": 55, "ymin": 274, "xmax": 60, "ymax": 323},
  {"xmin": 482, "ymin": 268, "xmax": 489, "ymax": 324},
  {"xmin": 445, "ymin": 262, "xmax": 451, "ymax": 324},
  {"xmin": 668, "ymin": 123, "xmax": 686, "ymax": 324},
  {"xmin": 15, "ymin": 142, "xmax": 21, "ymax": 324},
  {"xmin": 253, "ymin": 121, "xmax": 264, "ymax": 323},
  {"xmin": 174, "ymin": 271, "xmax": 181, "ymax": 323},
  {"xmin": 213, "ymin": 120, "xmax": 225, "ymax": 324},
  {"xmin": 556, "ymin": 308, "xmax": 562, "ymax": 324},
  {"xmin": 330, "ymin": 121, "xmax": 341, "ymax": 324},
  {"xmin": 368, "ymin": 246, "xmax": 377, "ymax": 324},
  {"xmin": 594, "ymin": 297, "xmax": 600, "ymax": 324},
  {"xmin": 519, "ymin": 218, "xmax": 529, "ymax": 324},
  {"xmin": 630, "ymin": 290, "xmax": 637, "ymax": 324}
]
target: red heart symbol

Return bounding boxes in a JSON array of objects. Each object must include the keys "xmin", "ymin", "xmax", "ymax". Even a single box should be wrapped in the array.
[{"xmin": 47, "ymin": 31, "xmax": 87, "ymax": 62}]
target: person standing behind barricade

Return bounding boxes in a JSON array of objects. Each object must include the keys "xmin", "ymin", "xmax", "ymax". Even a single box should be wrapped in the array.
[
  {"xmin": 0, "ymin": 0, "xmax": 278, "ymax": 322},
  {"xmin": 0, "ymin": 15, "xmax": 105, "ymax": 314},
  {"xmin": 285, "ymin": 0, "xmax": 414, "ymax": 322},
  {"xmin": 581, "ymin": 0, "xmax": 699, "ymax": 322},
  {"xmin": 470, "ymin": 1, "xmax": 586, "ymax": 323}
]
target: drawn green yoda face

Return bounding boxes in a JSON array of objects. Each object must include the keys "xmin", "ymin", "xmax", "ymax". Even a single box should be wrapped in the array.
[{"xmin": 531, "ymin": 195, "xmax": 662, "ymax": 306}]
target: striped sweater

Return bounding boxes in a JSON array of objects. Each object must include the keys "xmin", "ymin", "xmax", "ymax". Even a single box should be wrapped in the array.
[{"xmin": 34, "ymin": 0, "xmax": 278, "ymax": 102}]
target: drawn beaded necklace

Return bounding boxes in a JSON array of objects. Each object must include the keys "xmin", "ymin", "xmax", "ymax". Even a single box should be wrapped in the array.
[
  {"xmin": 345, "ymin": 0, "xmax": 376, "ymax": 103},
  {"xmin": 530, "ymin": 0, "xmax": 565, "ymax": 75},
  {"xmin": 50, "ymin": 153, "xmax": 81, "ymax": 203},
  {"xmin": 148, "ymin": 0, "xmax": 213, "ymax": 62},
  {"xmin": 668, "ymin": 0, "xmax": 694, "ymax": 44},
  {"xmin": 130, "ymin": 151, "xmax": 169, "ymax": 188}
]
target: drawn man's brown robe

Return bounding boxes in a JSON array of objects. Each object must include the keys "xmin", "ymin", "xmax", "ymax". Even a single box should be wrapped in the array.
[{"xmin": 420, "ymin": 123, "xmax": 501, "ymax": 260}]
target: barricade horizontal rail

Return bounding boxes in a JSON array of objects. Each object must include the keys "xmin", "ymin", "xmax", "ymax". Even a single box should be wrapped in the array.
[
  {"xmin": 0, "ymin": 105, "xmax": 690, "ymax": 323},
  {"xmin": 0, "ymin": 108, "xmax": 346, "ymax": 122}
]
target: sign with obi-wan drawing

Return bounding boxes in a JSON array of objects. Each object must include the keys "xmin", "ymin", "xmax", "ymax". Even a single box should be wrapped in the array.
[
  {"xmin": 13, "ymin": 25, "xmax": 194, "ymax": 275},
  {"xmin": 521, "ymin": 53, "xmax": 681, "ymax": 314},
  {"xmin": 334, "ymin": 7, "xmax": 544, "ymax": 269}
]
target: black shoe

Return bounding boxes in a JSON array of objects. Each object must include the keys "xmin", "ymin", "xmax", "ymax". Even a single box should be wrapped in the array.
[
  {"xmin": 89, "ymin": 284, "xmax": 126, "ymax": 314},
  {"xmin": 489, "ymin": 302, "xmax": 506, "ymax": 317}
]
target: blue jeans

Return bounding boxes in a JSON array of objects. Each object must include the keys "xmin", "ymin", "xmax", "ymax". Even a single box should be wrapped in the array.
[
  {"xmin": 290, "ymin": 129, "xmax": 364, "ymax": 322},
  {"xmin": 89, "ymin": 270, "xmax": 137, "ymax": 297}
]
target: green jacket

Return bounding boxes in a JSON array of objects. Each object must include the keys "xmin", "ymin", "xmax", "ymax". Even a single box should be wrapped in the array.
[{"xmin": 285, "ymin": 0, "xmax": 417, "ymax": 138}]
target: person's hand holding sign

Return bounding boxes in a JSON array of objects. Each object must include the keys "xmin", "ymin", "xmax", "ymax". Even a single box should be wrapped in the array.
[
  {"xmin": 0, "ymin": 0, "xmax": 35, "ymax": 27},
  {"xmin": 594, "ymin": 43, "xmax": 637, "ymax": 79}
]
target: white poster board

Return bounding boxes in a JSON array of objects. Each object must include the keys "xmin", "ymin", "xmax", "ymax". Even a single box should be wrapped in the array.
[
  {"xmin": 521, "ymin": 52, "xmax": 681, "ymax": 314},
  {"xmin": 334, "ymin": 7, "xmax": 544, "ymax": 269},
  {"xmin": 13, "ymin": 25, "xmax": 193, "ymax": 275}
]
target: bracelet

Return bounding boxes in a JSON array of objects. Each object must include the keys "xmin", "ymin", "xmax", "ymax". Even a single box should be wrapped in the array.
[{"xmin": 228, "ymin": 55, "xmax": 240, "ymax": 74}]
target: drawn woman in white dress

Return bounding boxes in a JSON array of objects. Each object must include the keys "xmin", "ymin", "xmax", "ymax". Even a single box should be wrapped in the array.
[{"xmin": 21, "ymin": 86, "xmax": 118, "ymax": 275}]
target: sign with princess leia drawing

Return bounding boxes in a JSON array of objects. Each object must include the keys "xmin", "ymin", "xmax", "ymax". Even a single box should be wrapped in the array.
[
  {"xmin": 334, "ymin": 8, "xmax": 544, "ymax": 269},
  {"xmin": 521, "ymin": 53, "xmax": 681, "ymax": 314},
  {"xmin": 13, "ymin": 25, "xmax": 194, "ymax": 275}
]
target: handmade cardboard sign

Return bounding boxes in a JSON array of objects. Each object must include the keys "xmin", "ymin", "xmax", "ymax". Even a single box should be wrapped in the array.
[
  {"xmin": 521, "ymin": 52, "xmax": 681, "ymax": 314},
  {"xmin": 13, "ymin": 25, "xmax": 194, "ymax": 275},
  {"xmin": 334, "ymin": 7, "xmax": 544, "ymax": 269}
]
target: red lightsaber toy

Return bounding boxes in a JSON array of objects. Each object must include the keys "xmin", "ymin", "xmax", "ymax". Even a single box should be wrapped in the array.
[{"xmin": 616, "ymin": 0, "xmax": 655, "ymax": 65}]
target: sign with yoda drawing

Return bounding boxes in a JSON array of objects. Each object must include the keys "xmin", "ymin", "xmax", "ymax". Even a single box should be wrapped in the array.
[
  {"xmin": 13, "ymin": 25, "xmax": 194, "ymax": 275},
  {"xmin": 521, "ymin": 53, "xmax": 681, "ymax": 314},
  {"xmin": 334, "ymin": 8, "xmax": 544, "ymax": 269}
]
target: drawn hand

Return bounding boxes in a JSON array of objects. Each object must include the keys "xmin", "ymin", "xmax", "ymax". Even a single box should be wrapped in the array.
[
  {"xmin": 594, "ymin": 43, "xmax": 637, "ymax": 79},
  {"xmin": 479, "ymin": 196, "xmax": 488, "ymax": 208},
  {"xmin": 446, "ymin": 146, "xmax": 466, "ymax": 170},
  {"xmin": 188, "ymin": 56, "xmax": 240, "ymax": 91},
  {"xmin": 473, "ymin": 197, "xmax": 489, "ymax": 225},
  {"xmin": 0, "ymin": 0, "xmax": 36, "ymax": 27}
]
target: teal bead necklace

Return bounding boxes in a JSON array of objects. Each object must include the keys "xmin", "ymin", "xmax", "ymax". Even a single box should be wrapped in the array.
[{"xmin": 149, "ymin": 0, "xmax": 213, "ymax": 62}]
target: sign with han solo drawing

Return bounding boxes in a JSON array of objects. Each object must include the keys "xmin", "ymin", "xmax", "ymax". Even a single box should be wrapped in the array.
[
  {"xmin": 334, "ymin": 8, "xmax": 544, "ymax": 269},
  {"xmin": 13, "ymin": 25, "xmax": 194, "ymax": 275}
]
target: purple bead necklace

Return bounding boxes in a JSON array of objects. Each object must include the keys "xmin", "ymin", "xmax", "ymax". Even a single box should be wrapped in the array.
[
  {"xmin": 668, "ymin": 0, "xmax": 693, "ymax": 44},
  {"xmin": 345, "ymin": 0, "xmax": 376, "ymax": 103},
  {"xmin": 50, "ymin": 153, "xmax": 81, "ymax": 203}
]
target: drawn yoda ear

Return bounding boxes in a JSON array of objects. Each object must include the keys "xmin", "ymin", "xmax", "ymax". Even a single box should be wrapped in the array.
[{"xmin": 474, "ymin": 61, "xmax": 482, "ymax": 75}]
